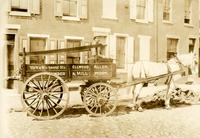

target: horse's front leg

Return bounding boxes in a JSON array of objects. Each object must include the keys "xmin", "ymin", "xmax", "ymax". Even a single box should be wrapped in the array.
[
  {"xmin": 132, "ymin": 83, "xmax": 144, "ymax": 111},
  {"xmin": 165, "ymin": 78, "xmax": 174, "ymax": 109}
]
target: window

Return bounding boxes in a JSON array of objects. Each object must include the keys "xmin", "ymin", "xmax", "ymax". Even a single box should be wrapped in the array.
[
  {"xmin": 54, "ymin": 0, "xmax": 88, "ymax": 21},
  {"xmin": 184, "ymin": 0, "xmax": 192, "ymax": 24},
  {"xmin": 136, "ymin": 0, "xmax": 146, "ymax": 20},
  {"xmin": 189, "ymin": 38, "xmax": 195, "ymax": 53},
  {"xmin": 63, "ymin": 0, "xmax": 78, "ymax": 17},
  {"xmin": 116, "ymin": 37, "xmax": 126, "ymax": 69},
  {"xmin": 66, "ymin": 39, "xmax": 82, "ymax": 64},
  {"xmin": 9, "ymin": 0, "xmax": 40, "ymax": 16},
  {"xmin": 11, "ymin": 0, "xmax": 28, "ymax": 12},
  {"xmin": 167, "ymin": 38, "xmax": 178, "ymax": 60},
  {"xmin": 163, "ymin": 0, "xmax": 171, "ymax": 21},
  {"xmin": 130, "ymin": 0, "xmax": 153, "ymax": 23},
  {"xmin": 102, "ymin": 0, "xmax": 117, "ymax": 19},
  {"xmin": 30, "ymin": 37, "xmax": 47, "ymax": 64}
]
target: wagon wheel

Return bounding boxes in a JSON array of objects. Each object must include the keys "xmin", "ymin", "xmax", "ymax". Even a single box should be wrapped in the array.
[
  {"xmin": 22, "ymin": 72, "xmax": 69, "ymax": 120},
  {"xmin": 83, "ymin": 83, "xmax": 117, "ymax": 116}
]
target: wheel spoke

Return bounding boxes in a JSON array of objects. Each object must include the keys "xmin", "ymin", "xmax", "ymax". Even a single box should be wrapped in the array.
[
  {"xmin": 47, "ymin": 99, "xmax": 58, "ymax": 114},
  {"xmin": 36, "ymin": 79, "xmax": 43, "ymax": 91},
  {"xmin": 32, "ymin": 99, "xmax": 42, "ymax": 115},
  {"xmin": 26, "ymin": 85, "xmax": 40, "ymax": 93},
  {"xmin": 89, "ymin": 104, "xmax": 96, "ymax": 111},
  {"xmin": 46, "ymin": 75, "xmax": 51, "ymax": 88},
  {"xmin": 23, "ymin": 91, "xmax": 38, "ymax": 94},
  {"xmin": 39, "ymin": 100, "xmax": 44, "ymax": 117},
  {"xmin": 29, "ymin": 80, "xmax": 39, "ymax": 88},
  {"xmin": 49, "ymin": 95, "xmax": 67, "ymax": 102},
  {"xmin": 48, "ymin": 97, "xmax": 63, "ymax": 109},
  {"xmin": 24, "ymin": 93, "xmax": 38, "ymax": 100},
  {"xmin": 94, "ymin": 106, "xmax": 98, "ymax": 113},
  {"xmin": 26, "ymin": 95, "xmax": 40, "ymax": 107},
  {"xmin": 45, "ymin": 99, "xmax": 50, "ymax": 117},
  {"xmin": 41, "ymin": 75, "xmax": 45, "ymax": 90},
  {"xmin": 49, "ymin": 85, "xmax": 63, "ymax": 93},
  {"xmin": 85, "ymin": 91, "xmax": 97, "ymax": 96},
  {"xmin": 47, "ymin": 79, "xmax": 59, "ymax": 92}
]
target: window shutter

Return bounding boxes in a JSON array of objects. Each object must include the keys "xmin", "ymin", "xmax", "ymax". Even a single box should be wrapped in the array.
[
  {"xmin": 147, "ymin": 0, "xmax": 153, "ymax": 22},
  {"xmin": 47, "ymin": 38, "xmax": 57, "ymax": 64},
  {"xmin": 130, "ymin": 0, "xmax": 136, "ymax": 19},
  {"xmin": 58, "ymin": 39, "xmax": 66, "ymax": 64},
  {"xmin": 54, "ymin": 0, "xmax": 63, "ymax": 17},
  {"xmin": 127, "ymin": 36, "xmax": 134, "ymax": 64},
  {"xmin": 79, "ymin": 0, "xmax": 88, "ymax": 19},
  {"xmin": 102, "ymin": 0, "xmax": 116, "ymax": 19},
  {"xmin": 30, "ymin": 0, "xmax": 40, "ymax": 14},
  {"xmin": 127, "ymin": 36, "xmax": 134, "ymax": 82},
  {"xmin": 139, "ymin": 35, "xmax": 151, "ymax": 61},
  {"xmin": 109, "ymin": 35, "xmax": 116, "ymax": 62},
  {"xmin": 8, "ymin": 0, "xmax": 12, "ymax": 12},
  {"xmin": 20, "ymin": 36, "xmax": 30, "ymax": 64}
]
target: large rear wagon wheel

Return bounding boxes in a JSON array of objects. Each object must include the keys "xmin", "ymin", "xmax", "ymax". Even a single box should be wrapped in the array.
[
  {"xmin": 83, "ymin": 83, "xmax": 118, "ymax": 116},
  {"xmin": 22, "ymin": 72, "xmax": 69, "ymax": 120}
]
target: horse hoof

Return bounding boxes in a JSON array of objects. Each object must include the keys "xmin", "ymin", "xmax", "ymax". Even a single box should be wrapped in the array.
[
  {"xmin": 127, "ymin": 103, "xmax": 134, "ymax": 108},
  {"xmin": 138, "ymin": 107, "xmax": 144, "ymax": 112},
  {"xmin": 165, "ymin": 106, "xmax": 171, "ymax": 110},
  {"xmin": 131, "ymin": 106, "xmax": 136, "ymax": 111}
]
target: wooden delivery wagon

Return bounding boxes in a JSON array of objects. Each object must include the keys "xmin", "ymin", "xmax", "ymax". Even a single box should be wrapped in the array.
[{"xmin": 19, "ymin": 44, "xmax": 118, "ymax": 120}]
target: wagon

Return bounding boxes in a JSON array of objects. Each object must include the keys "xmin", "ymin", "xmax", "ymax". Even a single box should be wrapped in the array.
[{"xmin": 19, "ymin": 43, "xmax": 118, "ymax": 120}]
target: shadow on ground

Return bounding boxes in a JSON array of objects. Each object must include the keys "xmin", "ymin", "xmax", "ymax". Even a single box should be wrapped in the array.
[{"xmin": 57, "ymin": 99, "xmax": 193, "ymax": 119}]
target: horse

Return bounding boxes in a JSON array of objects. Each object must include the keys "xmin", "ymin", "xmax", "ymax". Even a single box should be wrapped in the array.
[{"xmin": 129, "ymin": 53, "xmax": 198, "ymax": 111}]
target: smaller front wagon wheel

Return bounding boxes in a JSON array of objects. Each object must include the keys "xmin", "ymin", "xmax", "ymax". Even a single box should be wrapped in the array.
[{"xmin": 83, "ymin": 82, "xmax": 118, "ymax": 116}]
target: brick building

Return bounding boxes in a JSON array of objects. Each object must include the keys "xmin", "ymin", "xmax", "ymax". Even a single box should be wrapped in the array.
[{"xmin": 2, "ymin": 0, "xmax": 200, "ymax": 90}]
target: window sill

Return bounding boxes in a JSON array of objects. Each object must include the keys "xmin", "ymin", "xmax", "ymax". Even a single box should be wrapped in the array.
[
  {"xmin": 184, "ymin": 23, "xmax": 194, "ymax": 28},
  {"xmin": 9, "ymin": 11, "xmax": 31, "ymax": 17},
  {"xmin": 163, "ymin": 20, "xmax": 173, "ymax": 25},
  {"xmin": 62, "ymin": 16, "xmax": 80, "ymax": 21},
  {"xmin": 135, "ymin": 19, "xmax": 148, "ymax": 24},
  {"xmin": 101, "ymin": 16, "xmax": 118, "ymax": 20}
]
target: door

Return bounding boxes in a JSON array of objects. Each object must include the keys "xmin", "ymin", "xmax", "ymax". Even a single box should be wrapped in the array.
[{"xmin": 6, "ymin": 34, "xmax": 15, "ymax": 89}]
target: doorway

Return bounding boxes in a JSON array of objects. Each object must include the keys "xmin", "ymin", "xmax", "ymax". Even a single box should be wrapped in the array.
[{"xmin": 6, "ymin": 34, "xmax": 15, "ymax": 89}]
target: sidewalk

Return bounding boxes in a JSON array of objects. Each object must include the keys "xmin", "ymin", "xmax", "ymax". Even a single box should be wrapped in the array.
[{"xmin": 0, "ymin": 88, "xmax": 23, "ymax": 113}]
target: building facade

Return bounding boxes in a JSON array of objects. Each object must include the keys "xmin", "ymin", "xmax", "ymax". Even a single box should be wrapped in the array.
[{"xmin": 3, "ymin": 0, "xmax": 200, "ymax": 90}]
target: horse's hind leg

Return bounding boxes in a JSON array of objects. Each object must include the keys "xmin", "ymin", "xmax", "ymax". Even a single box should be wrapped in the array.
[{"xmin": 132, "ymin": 83, "xmax": 144, "ymax": 111}]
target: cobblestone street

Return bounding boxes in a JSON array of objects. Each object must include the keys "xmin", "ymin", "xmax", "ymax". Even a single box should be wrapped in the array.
[{"xmin": 2, "ymin": 104, "xmax": 200, "ymax": 138}]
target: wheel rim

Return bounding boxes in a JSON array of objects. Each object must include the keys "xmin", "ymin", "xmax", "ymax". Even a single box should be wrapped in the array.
[
  {"xmin": 83, "ymin": 83, "xmax": 117, "ymax": 116},
  {"xmin": 22, "ymin": 72, "xmax": 69, "ymax": 120}
]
